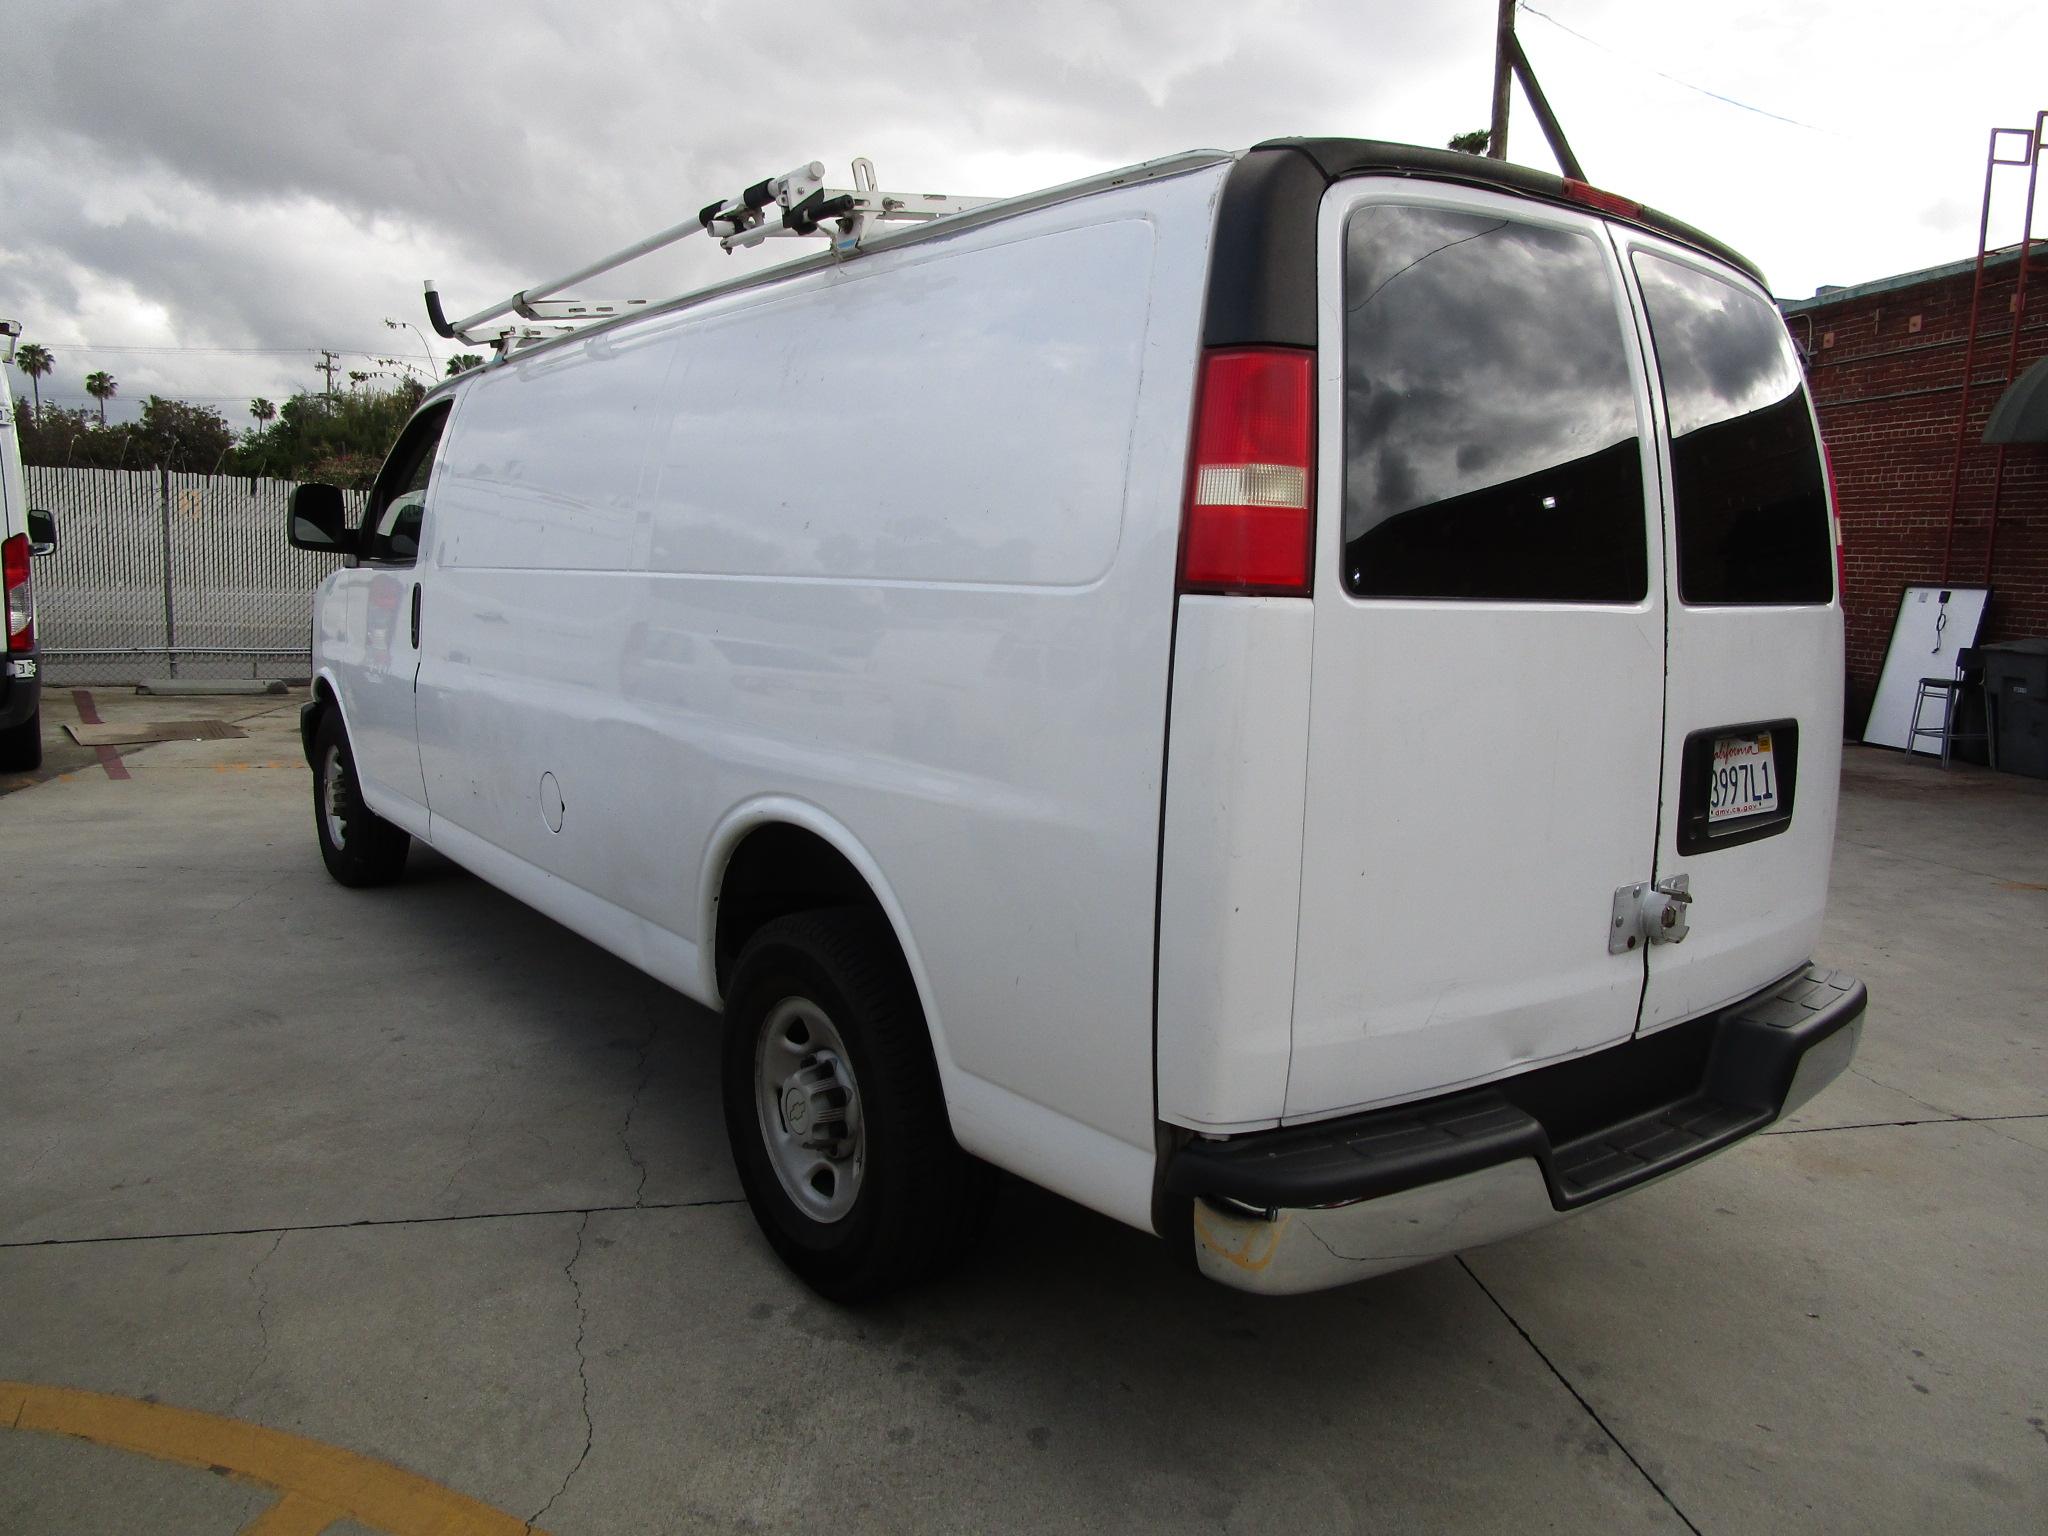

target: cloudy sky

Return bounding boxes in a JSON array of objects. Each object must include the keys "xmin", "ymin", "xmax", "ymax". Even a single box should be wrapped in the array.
[{"xmin": 3, "ymin": 0, "xmax": 2042, "ymax": 426}]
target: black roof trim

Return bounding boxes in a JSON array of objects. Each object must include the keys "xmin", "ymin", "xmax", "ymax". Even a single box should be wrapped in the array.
[{"xmin": 1203, "ymin": 138, "xmax": 1766, "ymax": 350}]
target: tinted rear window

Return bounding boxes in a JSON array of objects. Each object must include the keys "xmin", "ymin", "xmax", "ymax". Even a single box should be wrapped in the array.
[
  {"xmin": 1342, "ymin": 204, "xmax": 1648, "ymax": 603},
  {"xmin": 1632, "ymin": 252, "xmax": 1833, "ymax": 605}
]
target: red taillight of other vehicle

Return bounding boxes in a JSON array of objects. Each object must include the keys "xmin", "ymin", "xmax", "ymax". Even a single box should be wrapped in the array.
[
  {"xmin": 2, "ymin": 534, "xmax": 31, "ymax": 652},
  {"xmin": 1179, "ymin": 348, "xmax": 1316, "ymax": 596}
]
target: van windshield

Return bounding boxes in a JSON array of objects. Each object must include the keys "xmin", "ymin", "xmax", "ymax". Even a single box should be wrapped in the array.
[{"xmin": 1632, "ymin": 252, "xmax": 1833, "ymax": 606}]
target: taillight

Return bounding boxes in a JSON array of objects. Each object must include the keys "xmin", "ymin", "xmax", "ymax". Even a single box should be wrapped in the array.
[
  {"xmin": 1179, "ymin": 347, "xmax": 1315, "ymax": 595},
  {"xmin": 2, "ymin": 534, "xmax": 31, "ymax": 653}
]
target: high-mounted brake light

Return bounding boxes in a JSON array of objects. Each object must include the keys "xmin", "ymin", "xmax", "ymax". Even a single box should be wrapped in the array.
[
  {"xmin": 1562, "ymin": 178, "xmax": 1643, "ymax": 220},
  {"xmin": 1179, "ymin": 348, "xmax": 1315, "ymax": 595},
  {"xmin": 3, "ymin": 533, "xmax": 32, "ymax": 652}
]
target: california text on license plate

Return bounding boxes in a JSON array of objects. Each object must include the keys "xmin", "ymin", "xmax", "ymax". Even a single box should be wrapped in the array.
[{"xmin": 1710, "ymin": 731, "xmax": 1779, "ymax": 822}]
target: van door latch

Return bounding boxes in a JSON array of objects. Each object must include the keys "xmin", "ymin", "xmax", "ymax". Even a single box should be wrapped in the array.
[{"xmin": 1610, "ymin": 875, "xmax": 1693, "ymax": 953}]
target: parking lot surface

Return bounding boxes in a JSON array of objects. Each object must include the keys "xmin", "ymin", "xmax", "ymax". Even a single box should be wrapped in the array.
[{"xmin": 2, "ymin": 689, "xmax": 2043, "ymax": 1533}]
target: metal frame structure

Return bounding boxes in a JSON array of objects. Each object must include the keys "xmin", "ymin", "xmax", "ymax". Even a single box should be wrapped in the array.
[
  {"xmin": 423, "ymin": 157, "xmax": 994, "ymax": 353},
  {"xmin": 1941, "ymin": 110, "xmax": 2046, "ymax": 583}
]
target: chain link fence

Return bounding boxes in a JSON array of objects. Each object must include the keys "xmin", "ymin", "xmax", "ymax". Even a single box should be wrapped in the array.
[{"xmin": 25, "ymin": 467, "xmax": 361, "ymax": 685}]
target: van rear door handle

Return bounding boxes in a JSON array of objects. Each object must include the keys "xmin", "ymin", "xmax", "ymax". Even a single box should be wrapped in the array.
[{"xmin": 410, "ymin": 583, "xmax": 422, "ymax": 648}]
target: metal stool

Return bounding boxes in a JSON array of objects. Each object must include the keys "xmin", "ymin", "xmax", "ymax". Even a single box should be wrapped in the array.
[{"xmin": 1907, "ymin": 648, "xmax": 1996, "ymax": 768}]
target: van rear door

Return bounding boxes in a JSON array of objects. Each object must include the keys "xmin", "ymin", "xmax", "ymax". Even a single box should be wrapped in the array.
[
  {"xmin": 1287, "ymin": 183, "xmax": 1667, "ymax": 1121},
  {"xmin": 1622, "ymin": 236, "xmax": 1844, "ymax": 1030}
]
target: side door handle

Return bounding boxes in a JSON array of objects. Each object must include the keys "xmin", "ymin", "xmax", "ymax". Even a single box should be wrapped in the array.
[{"xmin": 409, "ymin": 583, "xmax": 422, "ymax": 649}]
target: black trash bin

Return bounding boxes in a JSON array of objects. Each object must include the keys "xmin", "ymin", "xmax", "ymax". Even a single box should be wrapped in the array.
[{"xmin": 1980, "ymin": 639, "xmax": 2048, "ymax": 779}]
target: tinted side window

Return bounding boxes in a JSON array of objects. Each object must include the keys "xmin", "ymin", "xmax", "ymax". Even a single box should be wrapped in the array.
[
  {"xmin": 361, "ymin": 405, "xmax": 450, "ymax": 565},
  {"xmin": 1343, "ymin": 204, "xmax": 1647, "ymax": 602},
  {"xmin": 1632, "ymin": 253, "xmax": 1832, "ymax": 605}
]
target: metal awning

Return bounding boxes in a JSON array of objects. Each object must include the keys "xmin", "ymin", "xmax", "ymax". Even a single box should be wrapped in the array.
[{"xmin": 1984, "ymin": 356, "xmax": 2048, "ymax": 443}]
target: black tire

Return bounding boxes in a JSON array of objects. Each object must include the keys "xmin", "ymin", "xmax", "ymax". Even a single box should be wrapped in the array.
[
  {"xmin": 722, "ymin": 910, "xmax": 993, "ymax": 1301},
  {"xmin": 0, "ymin": 707, "xmax": 41, "ymax": 773},
  {"xmin": 311, "ymin": 707, "xmax": 410, "ymax": 887}
]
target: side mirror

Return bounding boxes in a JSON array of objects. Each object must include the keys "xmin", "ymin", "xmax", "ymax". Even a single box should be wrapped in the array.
[
  {"xmin": 25, "ymin": 509, "xmax": 56, "ymax": 556},
  {"xmin": 289, "ymin": 483, "xmax": 357, "ymax": 554}
]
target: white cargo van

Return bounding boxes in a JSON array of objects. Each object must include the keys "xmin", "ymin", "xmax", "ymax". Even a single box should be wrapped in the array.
[
  {"xmin": 1, "ymin": 321, "xmax": 56, "ymax": 773},
  {"xmin": 290, "ymin": 140, "xmax": 1865, "ymax": 1298}
]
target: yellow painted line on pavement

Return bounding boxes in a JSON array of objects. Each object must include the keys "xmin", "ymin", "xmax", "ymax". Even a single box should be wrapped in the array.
[{"xmin": 0, "ymin": 1380, "xmax": 548, "ymax": 1536}]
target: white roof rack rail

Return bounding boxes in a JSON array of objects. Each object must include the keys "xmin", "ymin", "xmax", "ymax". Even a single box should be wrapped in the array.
[{"xmin": 424, "ymin": 156, "xmax": 992, "ymax": 352}]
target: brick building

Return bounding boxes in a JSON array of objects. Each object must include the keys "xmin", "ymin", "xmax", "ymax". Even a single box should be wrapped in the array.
[{"xmin": 1781, "ymin": 249, "xmax": 2046, "ymax": 732}]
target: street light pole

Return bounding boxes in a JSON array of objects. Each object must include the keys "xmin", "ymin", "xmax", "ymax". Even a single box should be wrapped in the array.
[{"xmin": 384, "ymin": 318, "xmax": 440, "ymax": 380}]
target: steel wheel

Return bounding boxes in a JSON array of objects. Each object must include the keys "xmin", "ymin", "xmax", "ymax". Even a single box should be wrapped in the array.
[
  {"xmin": 321, "ymin": 744, "xmax": 348, "ymax": 849},
  {"xmin": 754, "ymin": 996, "xmax": 865, "ymax": 1224}
]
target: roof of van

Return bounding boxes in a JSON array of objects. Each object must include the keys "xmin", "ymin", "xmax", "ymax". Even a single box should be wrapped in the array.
[
  {"xmin": 428, "ymin": 139, "xmax": 1762, "ymax": 389},
  {"xmin": 1203, "ymin": 138, "xmax": 1766, "ymax": 351}
]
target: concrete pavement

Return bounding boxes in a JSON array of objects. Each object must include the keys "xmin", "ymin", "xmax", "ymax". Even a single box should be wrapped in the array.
[{"xmin": 1, "ymin": 693, "xmax": 2042, "ymax": 1533}]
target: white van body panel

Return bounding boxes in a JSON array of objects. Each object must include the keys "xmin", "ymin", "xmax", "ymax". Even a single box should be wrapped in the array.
[
  {"xmin": 1619, "ymin": 233, "xmax": 1847, "ymax": 1031},
  {"xmin": 1155, "ymin": 595, "xmax": 1314, "ymax": 1132},
  {"xmin": 395, "ymin": 163, "xmax": 1231, "ymax": 1227},
  {"xmin": 1282, "ymin": 182, "xmax": 1668, "ymax": 1125}
]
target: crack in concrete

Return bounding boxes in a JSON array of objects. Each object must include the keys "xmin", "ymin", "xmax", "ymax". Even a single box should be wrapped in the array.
[
  {"xmin": 438, "ymin": 1082, "xmax": 503, "ymax": 1207},
  {"xmin": 1848, "ymin": 1065, "xmax": 1956, "ymax": 1121},
  {"xmin": 230, "ymin": 1231, "xmax": 287, "ymax": 1412},
  {"xmin": 527, "ymin": 1213, "xmax": 595, "ymax": 1534},
  {"xmin": 0, "ymin": 1194, "xmax": 747, "ymax": 1251},
  {"xmin": 1764, "ymin": 1110, "xmax": 2048, "ymax": 1137},
  {"xmin": 617, "ymin": 1027, "xmax": 658, "ymax": 1208},
  {"xmin": 1458, "ymin": 1257, "xmax": 1703, "ymax": 1535}
]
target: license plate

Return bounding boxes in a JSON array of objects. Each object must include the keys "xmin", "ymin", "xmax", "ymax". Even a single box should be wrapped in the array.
[{"xmin": 1709, "ymin": 731, "xmax": 1779, "ymax": 822}]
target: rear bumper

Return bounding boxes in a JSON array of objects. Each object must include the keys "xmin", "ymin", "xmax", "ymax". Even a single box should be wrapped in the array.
[
  {"xmin": 1, "ymin": 650, "xmax": 42, "ymax": 728},
  {"xmin": 1166, "ymin": 963, "xmax": 1865, "ymax": 1295}
]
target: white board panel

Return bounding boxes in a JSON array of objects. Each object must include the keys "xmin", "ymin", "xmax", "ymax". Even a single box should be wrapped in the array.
[{"xmin": 1863, "ymin": 585, "xmax": 1991, "ymax": 752}]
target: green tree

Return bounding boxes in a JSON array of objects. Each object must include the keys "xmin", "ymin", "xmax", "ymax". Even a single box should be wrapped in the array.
[
  {"xmin": 249, "ymin": 397, "xmax": 277, "ymax": 429},
  {"xmin": 445, "ymin": 353, "xmax": 486, "ymax": 376},
  {"xmin": 130, "ymin": 395, "xmax": 235, "ymax": 472},
  {"xmin": 84, "ymin": 370, "xmax": 118, "ymax": 424},
  {"xmin": 13, "ymin": 342, "xmax": 53, "ymax": 420},
  {"xmin": 1447, "ymin": 129, "xmax": 1491, "ymax": 155}
]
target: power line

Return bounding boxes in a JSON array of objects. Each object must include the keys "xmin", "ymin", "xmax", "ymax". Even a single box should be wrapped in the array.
[
  {"xmin": 8, "ymin": 343, "xmax": 397, "ymax": 358},
  {"xmin": 1519, "ymin": 3, "xmax": 1828, "ymax": 132}
]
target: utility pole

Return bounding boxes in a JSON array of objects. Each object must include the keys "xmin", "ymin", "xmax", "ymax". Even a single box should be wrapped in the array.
[
  {"xmin": 1489, "ymin": 0, "xmax": 1516, "ymax": 161},
  {"xmin": 316, "ymin": 349, "xmax": 341, "ymax": 396}
]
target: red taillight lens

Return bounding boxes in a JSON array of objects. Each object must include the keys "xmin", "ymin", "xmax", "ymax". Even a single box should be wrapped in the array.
[
  {"xmin": 1561, "ymin": 178, "xmax": 1643, "ymax": 219},
  {"xmin": 2, "ymin": 533, "xmax": 31, "ymax": 653},
  {"xmin": 1180, "ymin": 348, "xmax": 1315, "ymax": 595}
]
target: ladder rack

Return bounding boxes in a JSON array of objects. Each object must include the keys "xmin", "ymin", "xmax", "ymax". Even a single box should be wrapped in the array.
[{"xmin": 424, "ymin": 156, "xmax": 991, "ymax": 352}]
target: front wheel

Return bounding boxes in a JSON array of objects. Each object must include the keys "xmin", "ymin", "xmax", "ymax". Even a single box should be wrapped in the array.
[
  {"xmin": 722, "ymin": 910, "xmax": 993, "ymax": 1301},
  {"xmin": 0, "ymin": 707, "xmax": 41, "ymax": 773},
  {"xmin": 311, "ymin": 708, "xmax": 409, "ymax": 887}
]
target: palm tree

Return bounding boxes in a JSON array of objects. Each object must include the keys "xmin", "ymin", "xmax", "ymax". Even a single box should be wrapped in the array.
[
  {"xmin": 249, "ymin": 397, "xmax": 277, "ymax": 431},
  {"xmin": 13, "ymin": 342, "xmax": 52, "ymax": 421},
  {"xmin": 84, "ymin": 370, "xmax": 118, "ymax": 425},
  {"xmin": 445, "ymin": 353, "xmax": 486, "ymax": 376}
]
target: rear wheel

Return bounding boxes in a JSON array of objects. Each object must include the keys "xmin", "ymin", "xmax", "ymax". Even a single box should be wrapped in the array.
[
  {"xmin": 311, "ymin": 708, "xmax": 409, "ymax": 887},
  {"xmin": 722, "ymin": 910, "xmax": 992, "ymax": 1301},
  {"xmin": 0, "ymin": 707, "xmax": 40, "ymax": 773}
]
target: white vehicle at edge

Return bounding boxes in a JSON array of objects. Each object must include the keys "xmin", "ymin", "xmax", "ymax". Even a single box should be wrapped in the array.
[
  {"xmin": 290, "ymin": 139, "xmax": 1866, "ymax": 1299},
  {"xmin": 1, "ymin": 319, "xmax": 56, "ymax": 774}
]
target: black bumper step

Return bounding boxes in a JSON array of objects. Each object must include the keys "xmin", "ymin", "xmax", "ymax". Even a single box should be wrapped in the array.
[{"xmin": 1166, "ymin": 965, "xmax": 1866, "ymax": 1214}]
